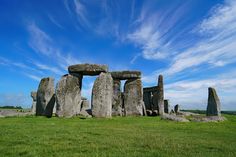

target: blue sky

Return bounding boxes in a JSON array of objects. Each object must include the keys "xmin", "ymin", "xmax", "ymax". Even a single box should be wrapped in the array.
[{"xmin": 0, "ymin": 0, "xmax": 236, "ymax": 110}]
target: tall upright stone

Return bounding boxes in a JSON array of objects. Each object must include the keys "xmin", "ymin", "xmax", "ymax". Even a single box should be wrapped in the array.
[
  {"xmin": 55, "ymin": 74, "xmax": 82, "ymax": 118},
  {"xmin": 157, "ymin": 75, "xmax": 164, "ymax": 115},
  {"xmin": 92, "ymin": 72, "xmax": 113, "ymax": 118},
  {"xmin": 112, "ymin": 79, "xmax": 123, "ymax": 116},
  {"xmin": 31, "ymin": 91, "xmax": 37, "ymax": 114},
  {"xmin": 36, "ymin": 77, "xmax": 55, "ymax": 117},
  {"xmin": 164, "ymin": 99, "xmax": 169, "ymax": 114},
  {"xmin": 174, "ymin": 104, "xmax": 180, "ymax": 114},
  {"xmin": 124, "ymin": 79, "xmax": 143, "ymax": 116},
  {"xmin": 206, "ymin": 87, "xmax": 221, "ymax": 116}
]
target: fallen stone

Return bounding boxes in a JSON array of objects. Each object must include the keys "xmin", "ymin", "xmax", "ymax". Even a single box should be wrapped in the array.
[
  {"xmin": 190, "ymin": 116, "xmax": 226, "ymax": 122},
  {"xmin": 110, "ymin": 71, "xmax": 141, "ymax": 80},
  {"xmin": 68, "ymin": 63, "xmax": 108, "ymax": 76},
  {"xmin": 206, "ymin": 87, "xmax": 221, "ymax": 116},
  {"xmin": 92, "ymin": 72, "xmax": 113, "ymax": 118},
  {"xmin": 112, "ymin": 79, "xmax": 123, "ymax": 116},
  {"xmin": 161, "ymin": 114, "xmax": 190, "ymax": 122},
  {"xmin": 36, "ymin": 77, "xmax": 55, "ymax": 117},
  {"xmin": 146, "ymin": 110, "xmax": 152, "ymax": 116},
  {"xmin": 178, "ymin": 111, "xmax": 200, "ymax": 116},
  {"xmin": 124, "ymin": 78, "xmax": 143, "ymax": 116},
  {"xmin": 55, "ymin": 74, "xmax": 81, "ymax": 118}
]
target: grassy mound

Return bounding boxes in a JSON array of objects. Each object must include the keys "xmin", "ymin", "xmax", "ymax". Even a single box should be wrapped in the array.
[{"xmin": 0, "ymin": 115, "xmax": 236, "ymax": 157}]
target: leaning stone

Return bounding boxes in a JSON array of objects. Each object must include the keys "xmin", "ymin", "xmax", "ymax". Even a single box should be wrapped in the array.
[
  {"xmin": 68, "ymin": 63, "xmax": 108, "ymax": 76},
  {"xmin": 164, "ymin": 99, "xmax": 169, "ymax": 114},
  {"xmin": 124, "ymin": 78, "xmax": 143, "ymax": 116},
  {"xmin": 92, "ymin": 72, "xmax": 113, "ymax": 118},
  {"xmin": 36, "ymin": 77, "xmax": 55, "ymax": 117},
  {"xmin": 55, "ymin": 74, "xmax": 81, "ymax": 118},
  {"xmin": 112, "ymin": 79, "xmax": 123, "ymax": 116},
  {"xmin": 161, "ymin": 114, "xmax": 189, "ymax": 122},
  {"xmin": 110, "ymin": 71, "xmax": 141, "ymax": 80},
  {"xmin": 174, "ymin": 104, "xmax": 180, "ymax": 114},
  {"xmin": 157, "ymin": 75, "xmax": 164, "ymax": 115},
  {"xmin": 31, "ymin": 91, "xmax": 37, "ymax": 114},
  {"xmin": 206, "ymin": 87, "xmax": 221, "ymax": 116}
]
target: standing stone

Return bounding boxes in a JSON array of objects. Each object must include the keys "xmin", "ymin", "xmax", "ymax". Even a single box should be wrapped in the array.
[
  {"xmin": 112, "ymin": 79, "xmax": 123, "ymax": 116},
  {"xmin": 92, "ymin": 72, "xmax": 113, "ymax": 118},
  {"xmin": 124, "ymin": 79, "xmax": 143, "ymax": 116},
  {"xmin": 206, "ymin": 87, "xmax": 221, "ymax": 116},
  {"xmin": 157, "ymin": 75, "xmax": 164, "ymax": 115},
  {"xmin": 36, "ymin": 77, "xmax": 55, "ymax": 117},
  {"xmin": 55, "ymin": 74, "xmax": 81, "ymax": 118},
  {"xmin": 164, "ymin": 100, "xmax": 169, "ymax": 114},
  {"xmin": 31, "ymin": 91, "xmax": 37, "ymax": 114},
  {"xmin": 174, "ymin": 104, "xmax": 180, "ymax": 114}
]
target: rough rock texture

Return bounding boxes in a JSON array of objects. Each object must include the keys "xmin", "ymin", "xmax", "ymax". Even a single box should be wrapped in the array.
[
  {"xmin": 190, "ymin": 116, "xmax": 226, "ymax": 122},
  {"xmin": 206, "ymin": 87, "xmax": 221, "ymax": 116},
  {"xmin": 143, "ymin": 91, "xmax": 153, "ymax": 110},
  {"xmin": 110, "ymin": 71, "xmax": 141, "ymax": 80},
  {"xmin": 55, "ymin": 74, "xmax": 81, "ymax": 118},
  {"xmin": 68, "ymin": 63, "xmax": 108, "ymax": 76},
  {"xmin": 164, "ymin": 99, "xmax": 169, "ymax": 114},
  {"xmin": 31, "ymin": 91, "xmax": 37, "ymax": 114},
  {"xmin": 174, "ymin": 104, "xmax": 180, "ymax": 114},
  {"xmin": 152, "ymin": 91, "xmax": 158, "ymax": 112},
  {"xmin": 0, "ymin": 110, "xmax": 32, "ymax": 117},
  {"xmin": 178, "ymin": 111, "xmax": 200, "ymax": 116},
  {"xmin": 161, "ymin": 114, "xmax": 189, "ymax": 122},
  {"xmin": 36, "ymin": 77, "xmax": 55, "ymax": 117},
  {"xmin": 92, "ymin": 72, "xmax": 113, "ymax": 118},
  {"xmin": 124, "ymin": 79, "xmax": 143, "ymax": 116},
  {"xmin": 112, "ymin": 79, "xmax": 123, "ymax": 116},
  {"xmin": 157, "ymin": 75, "xmax": 164, "ymax": 115}
]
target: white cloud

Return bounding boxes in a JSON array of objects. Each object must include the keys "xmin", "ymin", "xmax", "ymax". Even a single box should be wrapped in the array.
[
  {"xmin": 73, "ymin": 0, "xmax": 91, "ymax": 28},
  {"xmin": 24, "ymin": 74, "xmax": 41, "ymax": 81},
  {"xmin": 48, "ymin": 14, "xmax": 64, "ymax": 29},
  {"xmin": 165, "ymin": 72, "xmax": 236, "ymax": 110},
  {"xmin": 33, "ymin": 62, "xmax": 64, "ymax": 76},
  {"xmin": 0, "ymin": 93, "xmax": 29, "ymax": 107}
]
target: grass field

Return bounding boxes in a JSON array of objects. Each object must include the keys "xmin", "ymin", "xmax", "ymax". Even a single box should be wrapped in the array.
[{"xmin": 0, "ymin": 115, "xmax": 236, "ymax": 157}]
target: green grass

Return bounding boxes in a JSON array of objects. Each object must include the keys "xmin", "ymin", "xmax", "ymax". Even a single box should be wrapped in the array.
[{"xmin": 0, "ymin": 115, "xmax": 236, "ymax": 157}]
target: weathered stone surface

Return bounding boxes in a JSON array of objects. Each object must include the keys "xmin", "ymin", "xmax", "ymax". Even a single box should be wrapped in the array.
[
  {"xmin": 146, "ymin": 110, "xmax": 152, "ymax": 116},
  {"xmin": 79, "ymin": 100, "xmax": 92, "ymax": 118},
  {"xmin": 124, "ymin": 79, "xmax": 143, "ymax": 116},
  {"xmin": 143, "ymin": 91, "xmax": 153, "ymax": 110},
  {"xmin": 110, "ymin": 71, "xmax": 141, "ymax": 80},
  {"xmin": 143, "ymin": 86, "xmax": 158, "ymax": 93},
  {"xmin": 206, "ymin": 87, "xmax": 221, "ymax": 116},
  {"xmin": 36, "ymin": 77, "xmax": 55, "ymax": 117},
  {"xmin": 174, "ymin": 104, "xmax": 180, "ymax": 114},
  {"xmin": 164, "ymin": 99, "xmax": 169, "ymax": 114},
  {"xmin": 161, "ymin": 114, "xmax": 189, "ymax": 122},
  {"xmin": 152, "ymin": 91, "xmax": 158, "ymax": 112},
  {"xmin": 0, "ymin": 110, "xmax": 32, "ymax": 117},
  {"xmin": 112, "ymin": 79, "xmax": 123, "ymax": 116},
  {"xmin": 190, "ymin": 116, "xmax": 226, "ymax": 122},
  {"xmin": 68, "ymin": 63, "xmax": 108, "ymax": 76},
  {"xmin": 55, "ymin": 74, "xmax": 81, "ymax": 118},
  {"xmin": 92, "ymin": 72, "xmax": 113, "ymax": 118},
  {"xmin": 157, "ymin": 75, "xmax": 164, "ymax": 115},
  {"xmin": 31, "ymin": 91, "xmax": 37, "ymax": 114}
]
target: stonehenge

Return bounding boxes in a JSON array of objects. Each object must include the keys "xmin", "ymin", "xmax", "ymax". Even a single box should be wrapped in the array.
[
  {"xmin": 36, "ymin": 77, "xmax": 55, "ymax": 117},
  {"xmin": 143, "ymin": 75, "xmax": 164, "ymax": 116},
  {"xmin": 55, "ymin": 74, "xmax": 81, "ymax": 118},
  {"xmin": 30, "ymin": 63, "xmax": 224, "ymax": 122},
  {"xmin": 92, "ymin": 72, "xmax": 113, "ymax": 118},
  {"xmin": 207, "ymin": 87, "xmax": 221, "ymax": 116}
]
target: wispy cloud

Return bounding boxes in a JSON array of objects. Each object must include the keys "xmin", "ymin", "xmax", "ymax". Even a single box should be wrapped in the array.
[
  {"xmin": 127, "ymin": 1, "xmax": 191, "ymax": 60},
  {"xmin": 165, "ymin": 72, "xmax": 236, "ymax": 110},
  {"xmin": 48, "ymin": 14, "xmax": 64, "ymax": 29},
  {"xmin": 28, "ymin": 22, "xmax": 80, "ymax": 74}
]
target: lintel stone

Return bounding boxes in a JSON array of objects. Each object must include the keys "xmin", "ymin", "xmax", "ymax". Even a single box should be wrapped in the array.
[{"xmin": 68, "ymin": 63, "xmax": 108, "ymax": 76}]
